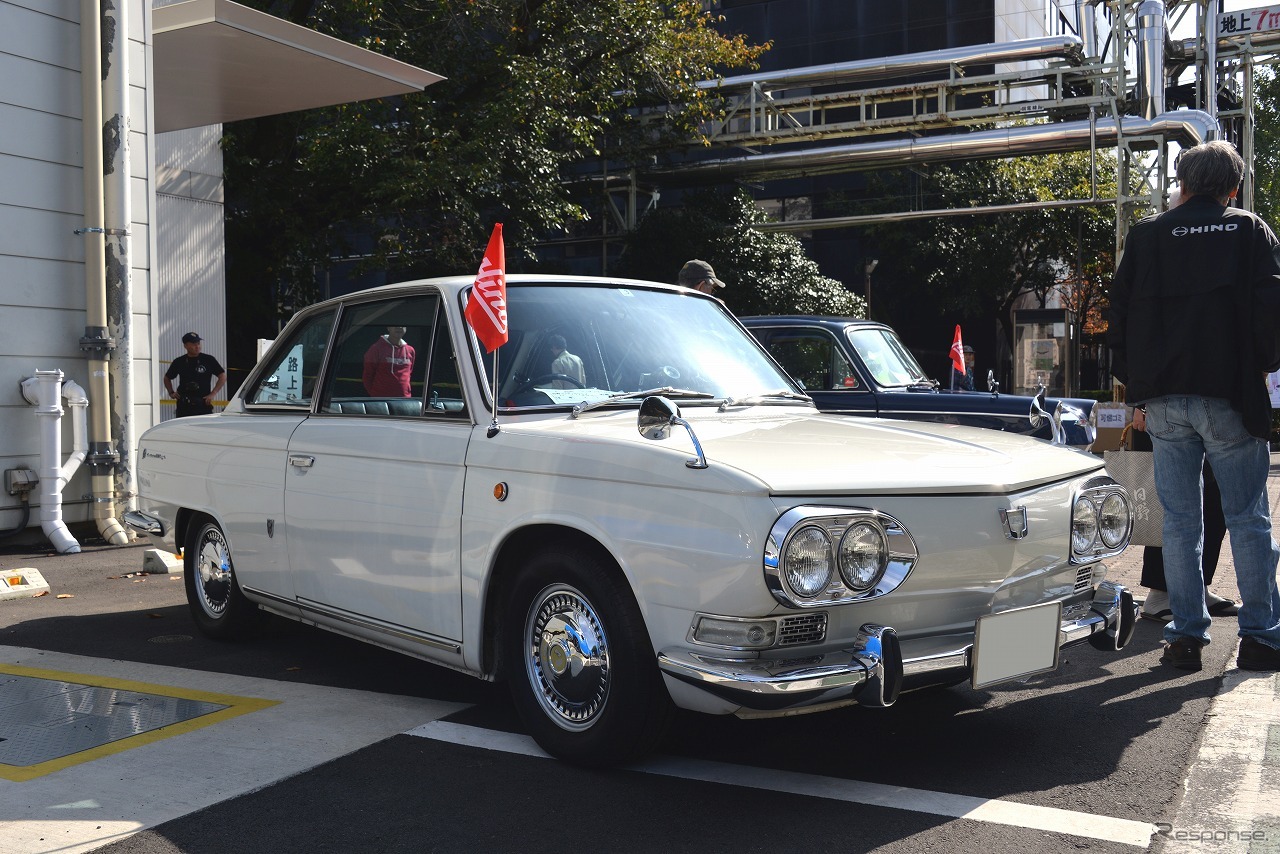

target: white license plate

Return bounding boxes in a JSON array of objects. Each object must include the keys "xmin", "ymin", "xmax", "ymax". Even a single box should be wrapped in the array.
[{"xmin": 971, "ymin": 601, "xmax": 1063, "ymax": 689}]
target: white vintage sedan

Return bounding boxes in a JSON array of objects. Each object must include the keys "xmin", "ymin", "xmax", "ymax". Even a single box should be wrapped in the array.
[{"xmin": 128, "ymin": 274, "xmax": 1137, "ymax": 766}]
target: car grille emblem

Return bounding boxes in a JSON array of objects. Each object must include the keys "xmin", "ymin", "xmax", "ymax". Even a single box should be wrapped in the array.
[{"xmin": 999, "ymin": 506, "xmax": 1029, "ymax": 540}]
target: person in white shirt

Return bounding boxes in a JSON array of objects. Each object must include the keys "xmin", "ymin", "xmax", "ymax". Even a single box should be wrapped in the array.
[{"xmin": 549, "ymin": 334, "xmax": 585, "ymax": 387}]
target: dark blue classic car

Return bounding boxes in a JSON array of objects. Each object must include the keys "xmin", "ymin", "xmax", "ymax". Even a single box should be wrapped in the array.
[{"xmin": 741, "ymin": 316, "xmax": 1096, "ymax": 448}]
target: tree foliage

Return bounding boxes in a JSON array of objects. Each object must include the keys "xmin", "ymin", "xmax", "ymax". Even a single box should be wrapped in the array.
[
  {"xmin": 1252, "ymin": 66, "xmax": 1280, "ymax": 229},
  {"xmin": 615, "ymin": 189, "xmax": 864, "ymax": 316},
  {"xmin": 862, "ymin": 148, "xmax": 1118, "ymax": 349},
  {"xmin": 222, "ymin": 0, "xmax": 766, "ymax": 364}
]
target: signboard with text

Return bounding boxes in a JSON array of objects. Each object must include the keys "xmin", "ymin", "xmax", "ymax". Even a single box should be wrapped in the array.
[{"xmin": 1219, "ymin": 5, "xmax": 1280, "ymax": 36}]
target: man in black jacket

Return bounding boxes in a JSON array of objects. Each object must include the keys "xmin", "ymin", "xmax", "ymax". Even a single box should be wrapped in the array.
[{"xmin": 1107, "ymin": 140, "xmax": 1280, "ymax": 672}]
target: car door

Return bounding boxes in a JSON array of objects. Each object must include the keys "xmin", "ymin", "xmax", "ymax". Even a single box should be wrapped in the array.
[
  {"xmin": 284, "ymin": 293, "xmax": 471, "ymax": 645},
  {"xmin": 219, "ymin": 307, "xmax": 338, "ymax": 605}
]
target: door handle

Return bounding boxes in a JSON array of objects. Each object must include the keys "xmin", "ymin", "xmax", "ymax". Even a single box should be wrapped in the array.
[{"xmin": 289, "ymin": 454, "xmax": 315, "ymax": 468}]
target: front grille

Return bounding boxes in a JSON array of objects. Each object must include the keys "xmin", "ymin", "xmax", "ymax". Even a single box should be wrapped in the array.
[
  {"xmin": 778, "ymin": 612, "xmax": 827, "ymax": 646},
  {"xmin": 1074, "ymin": 565, "xmax": 1094, "ymax": 593}
]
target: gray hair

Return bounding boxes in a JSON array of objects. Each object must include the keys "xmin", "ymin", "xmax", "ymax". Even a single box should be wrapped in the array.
[{"xmin": 1175, "ymin": 140, "xmax": 1244, "ymax": 201}]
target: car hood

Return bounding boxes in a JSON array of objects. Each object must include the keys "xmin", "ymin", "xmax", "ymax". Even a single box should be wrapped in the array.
[{"xmin": 498, "ymin": 406, "xmax": 1103, "ymax": 496}]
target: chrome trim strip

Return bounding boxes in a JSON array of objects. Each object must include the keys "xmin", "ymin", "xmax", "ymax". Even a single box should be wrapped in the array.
[
  {"xmin": 122, "ymin": 510, "xmax": 164, "ymax": 536},
  {"xmin": 280, "ymin": 595, "xmax": 462, "ymax": 654}
]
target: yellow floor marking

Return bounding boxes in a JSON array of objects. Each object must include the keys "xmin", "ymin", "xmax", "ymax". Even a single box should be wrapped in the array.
[{"xmin": 0, "ymin": 663, "xmax": 278, "ymax": 782}]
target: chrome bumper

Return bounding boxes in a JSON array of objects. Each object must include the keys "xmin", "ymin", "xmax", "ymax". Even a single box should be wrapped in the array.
[
  {"xmin": 656, "ymin": 582, "xmax": 1136, "ymax": 714},
  {"xmin": 657, "ymin": 624, "xmax": 902, "ymax": 712},
  {"xmin": 122, "ymin": 510, "xmax": 165, "ymax": 537}
]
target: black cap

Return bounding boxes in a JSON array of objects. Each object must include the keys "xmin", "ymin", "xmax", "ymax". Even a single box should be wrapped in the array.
[
  {"xmin": 181, "ymin": 332, "xmax": 202, "ymax": 343},
  {"xmin": 678, "ymin": 259, "xmax": 726, "ymax": 289}
]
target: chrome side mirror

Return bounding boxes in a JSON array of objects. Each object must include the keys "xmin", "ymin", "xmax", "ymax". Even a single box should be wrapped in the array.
[
  {"xmin": 986, "ymin": 369, "xmax": 999, "ymax": 396},
  {"xmin": 637, "ymin": 396, "xmax": 708, "ymax": 469}
]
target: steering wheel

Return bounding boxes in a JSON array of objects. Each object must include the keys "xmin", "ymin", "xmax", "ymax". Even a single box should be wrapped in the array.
[{"xmin": 511, "ymin": 374, "xmax": 586, "ymax": 395}]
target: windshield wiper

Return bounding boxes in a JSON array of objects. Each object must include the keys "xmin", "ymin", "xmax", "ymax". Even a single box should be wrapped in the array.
[
  {"xmin": 571, "ymin": 387, "xmax": 714, "ymax": 418},
  {"xmin": 718, "ymin": 389, "xmax": 812, "ymax": 410}
]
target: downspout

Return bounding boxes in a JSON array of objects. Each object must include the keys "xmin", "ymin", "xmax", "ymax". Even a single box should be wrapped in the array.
[
  {"xmin": 102, "ymin": 0, "xmax": 136, "ymax": 518},
  {"xmin": 24, "ymin": 372, "xmax": 89, "ymax": 555},
  {"xmin": 79, "ymin": 0, "xmax": 129, "ymax": 546}
]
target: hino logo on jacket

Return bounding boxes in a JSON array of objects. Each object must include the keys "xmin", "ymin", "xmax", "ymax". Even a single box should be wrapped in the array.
[{"xmin": 1171, "ymin": 223, "xmax": 1238, "ymax": 236}]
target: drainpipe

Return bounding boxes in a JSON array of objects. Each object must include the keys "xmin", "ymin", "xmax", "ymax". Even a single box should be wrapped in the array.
[
  {"xmin": 79, "ymin": 0, "xmax": 129, "ymax": 546},
  {"xmin": 24, "ymin": 372, "xmax": 89, "ymax": 554},
  {"xmin": 102, "ymin": 0, "xmax": 136, "ymax": 517}
]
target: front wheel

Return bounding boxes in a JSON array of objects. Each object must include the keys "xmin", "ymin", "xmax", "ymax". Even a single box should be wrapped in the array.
[
  {"xmin": 183, "ymin": 517, "xmax": 260, "ymax": 640},
  {"xmin": 504, "ymin": 547, "xmax": 673, "ymax": 766}
]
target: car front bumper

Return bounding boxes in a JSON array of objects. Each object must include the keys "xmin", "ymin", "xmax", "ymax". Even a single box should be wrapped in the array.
[{"xmin": 656, "ymin": 581, "xmax": 1136, "ymax": 716}]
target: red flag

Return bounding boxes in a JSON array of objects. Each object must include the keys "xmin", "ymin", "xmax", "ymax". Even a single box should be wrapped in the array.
[
  {"xmin": 465, "ymin": 224, "xmax": 508, "ymax": 352},
  {"xmin": 949, "ymin": 325, "xmax": 965, "ymax": 375}
]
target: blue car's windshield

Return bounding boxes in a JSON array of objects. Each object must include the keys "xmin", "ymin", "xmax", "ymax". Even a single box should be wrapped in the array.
[
  {"xmin": 476, "ymin": 283, "xmax": 800, "ymax": 410},
  {"xmin": 845, "ymin": 327, "xmax": 931, "ymax": 388}
]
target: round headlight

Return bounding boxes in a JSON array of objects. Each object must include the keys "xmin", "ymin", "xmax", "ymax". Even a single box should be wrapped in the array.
[
  {"xmin": 838, "ymin": 522, "xmax": 889, "ymax": 591},
  {"xmin": 1098, "ymin": 492, "xmax": 1130, "ymax": 549},
  {"xmin": 783, "ymin": 526, "xmax": 833, "ymax": 598},
  {"xmin": 1072, "ymin": 498, "xmax": 1099, "ymax": 553}
]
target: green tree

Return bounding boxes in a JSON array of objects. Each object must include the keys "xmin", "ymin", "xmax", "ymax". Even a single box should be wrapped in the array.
[
  {"xmin": 1252, "ymin": 66, "xmax": 1280, "ymax": 228},
  {"xmin": 863, "ymin": 149, "xmax": 1118, "ymax": 354},
  {"xmin": 222, "ymin": 0, "xmax": 766, "ymax": 369},
  {"xmin": 615, "ymin": 189, "xmax": 864, "ymax": 316}
]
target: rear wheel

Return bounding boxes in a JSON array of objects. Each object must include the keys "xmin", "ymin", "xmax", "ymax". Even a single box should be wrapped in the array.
[
  {"xmin": 504, "ymin": 546, "xmax": 674, "ymax": 766},
  {"xmin": 183, "ymin": 517, "xmax": 260, "ymax": 640}
]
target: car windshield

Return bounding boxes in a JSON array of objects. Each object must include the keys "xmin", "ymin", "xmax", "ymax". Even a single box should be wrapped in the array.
[
  {"xmin": 475, "ymin": 283, "xmax": 800, "ymax": 410},
  {"xmin": 845, "ymin": 327, "xmax": 931, "ymax": 388}
]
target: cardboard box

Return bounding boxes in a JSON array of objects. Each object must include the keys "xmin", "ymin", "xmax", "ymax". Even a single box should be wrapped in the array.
[{"xmin": 1090, "ymin": 403, "xmax": 1129, "ymax": 453}]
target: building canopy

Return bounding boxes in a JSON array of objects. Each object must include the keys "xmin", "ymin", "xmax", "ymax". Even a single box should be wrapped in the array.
[{"xmin": 153, "ymin": 0, "xmax": 443, "ymax": 133}]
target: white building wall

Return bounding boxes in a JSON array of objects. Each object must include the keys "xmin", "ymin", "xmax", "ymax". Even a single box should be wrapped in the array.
[
  {"xmin": 156, "ymin": 125, "xmax": 226, "ymax": 422},
  {"xmin": 0, "ymin": 0, "xmax": 154, "ymax": 532},
  {"xmin": 994, "ymin": 0, "xmax": 1053, "ymax": 103}
]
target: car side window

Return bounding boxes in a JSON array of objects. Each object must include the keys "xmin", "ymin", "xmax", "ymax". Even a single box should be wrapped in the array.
[
  {"xmin": 319, "ymin": 295, "xmax": 438, "ymax": 418},
  {"xmin": 246, "ymin": 309, "xmax": 337, "ymax": 408},
  {"xmin": 770, "ymin": 331, "xmax": 859, "ymax": 391}
]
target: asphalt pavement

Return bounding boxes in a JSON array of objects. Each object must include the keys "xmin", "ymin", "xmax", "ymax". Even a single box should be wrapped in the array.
[{"xmin": 0, "ymin": 456, "xmax": 1279, "ymax": 853}]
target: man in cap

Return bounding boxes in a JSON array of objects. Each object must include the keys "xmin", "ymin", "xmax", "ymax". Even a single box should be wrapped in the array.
[
  {"xmin": 164, "ymin": 332, "xmax": 227, "ymax": 417},
  {"xmin": 677, "ymin": 259, "xmax": 726, "ymax": 296}
]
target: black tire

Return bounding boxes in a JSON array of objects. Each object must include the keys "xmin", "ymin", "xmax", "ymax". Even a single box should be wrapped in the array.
[
  {"xmin": 183, "ymin": 517, "xmax": 260, "ymax": 640},
  {"xmin": 504, "ymin": 546, "xmax": 674, "ymax": 766}
]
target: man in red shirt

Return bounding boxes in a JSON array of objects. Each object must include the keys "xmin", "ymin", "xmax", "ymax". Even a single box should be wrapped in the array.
[{"xmin": 362, "ymin": 325, "xmax": 416, "ymax": 397}]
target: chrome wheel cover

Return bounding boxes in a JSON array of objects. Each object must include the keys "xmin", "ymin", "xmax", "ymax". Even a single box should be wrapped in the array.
[
  {"xmin": 523, "ymin": 583, "xmax": 610, "ymax": 732},
  {"xmin": 194, "ymin": 526, "xmax": 233, "ymax": 619}
]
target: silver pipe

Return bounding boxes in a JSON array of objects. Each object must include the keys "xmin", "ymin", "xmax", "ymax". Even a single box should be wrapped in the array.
[
  {"xmin": 753, "ymin": 197, "xmax": 1116, "ymax": 233},
  {"xmin": 1173, "ymin": 27, "xmax": 1280, "ymax": 57},
  {"xmin": 648, "ymin": 111, "xmax": 1218, "ymax": 182},
  {"xmin": 1076, "ymin": 0, "xmax": 1100, "ymax": 59},
  {"xmin": 1137, "ymin": 1, "xmax": 1168, "ymax": 119},
  {"xmin": 699, "ymin": 35, "xmax": 1085, "ymax": 93}
]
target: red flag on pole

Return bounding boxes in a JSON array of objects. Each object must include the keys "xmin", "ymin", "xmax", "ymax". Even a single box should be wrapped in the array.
[
  {"xmin": 465, "ymin": 224, "xmax": 508, "ymax": 353},
  {"xmin": 949, "ymin": 325, "xmax": 965, "ymax": 375}
]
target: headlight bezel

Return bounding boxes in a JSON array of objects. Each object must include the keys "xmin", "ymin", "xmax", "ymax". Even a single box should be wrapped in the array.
[
  {"xmin": 766, "ymin": 506, "xmax": 918, "ymax": 608},
  {"xmin": 1071, "ymin": 476, "xmax": 1132, "ymax": 563}
]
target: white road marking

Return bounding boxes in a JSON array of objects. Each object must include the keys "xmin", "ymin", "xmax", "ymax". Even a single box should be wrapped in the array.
[
  {"xmin": 409, "ymin": 720, "xmax": 1157, "ymax": 848},
  {"xmin": 1163, "ymin": 664, "xmax": 1280, "ymax": 854},
  {"xmin": 0, "ymin": 646, "xmax": 466, "ymax": 854}
]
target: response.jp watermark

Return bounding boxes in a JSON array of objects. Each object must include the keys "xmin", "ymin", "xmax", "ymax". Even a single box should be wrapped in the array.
[{"xmin": 1155, "ymin": 822, "xmax": 1271, "ymax": 843}]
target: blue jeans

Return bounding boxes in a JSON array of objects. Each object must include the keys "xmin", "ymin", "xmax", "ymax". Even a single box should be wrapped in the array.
[{"xmin": 1145, "ymin": 396, "xmax": 1280, "ymax": 650}]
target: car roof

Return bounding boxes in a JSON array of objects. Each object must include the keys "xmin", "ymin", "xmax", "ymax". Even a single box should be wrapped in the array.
[{"xmin": 739, "ymin": 316, "xmax": 889, "ymax": 331}]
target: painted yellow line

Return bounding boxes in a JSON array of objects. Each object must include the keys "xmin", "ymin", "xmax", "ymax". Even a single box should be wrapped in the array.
[{"xmin": 0, "ymin": 663, "xmax": 278, "ymax": 782}]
